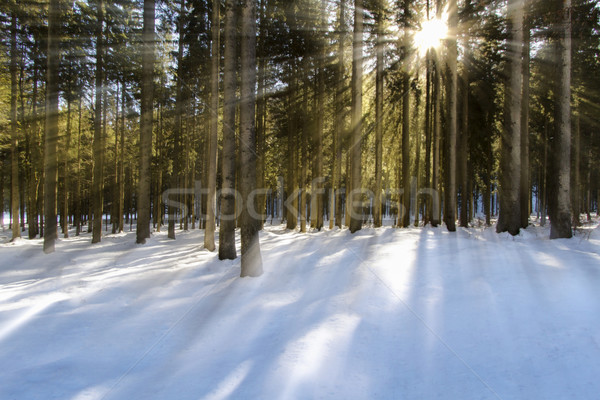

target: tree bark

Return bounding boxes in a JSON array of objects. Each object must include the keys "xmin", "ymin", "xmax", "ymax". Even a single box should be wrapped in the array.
[
  {"xmin": 520, "ymin": 16, "xmax": 531, "ymax": 229},
  {"xmin": 92, "ymin": 0, "xmax": 104, "ymax": 244},
  {"xmin": 219, "ymin": 0, "xmax": 238, "ymax": 259},
  {"xmin": 374, "ymin": 1, "xmax": 384, "ymax": 228},
  {"xmin": 349, "ymin": 0, "xmax": 363, "ymax": 234},
  {"xmin": 43, "ymin": 1, "xmax": 60, "ymax": 251},
  {"xmin": 239, "ymin": 0, "xmax": 263, "ymax": 277},
  {"xmin": 136, "ymin": 0, "xmax": 155, "ymax": 244},
  {"xmin": 10, "ymin": 12, "xmax": 20, "ymax": 242},
  {"xmin": 205, "ymin": 0, "xmax": 219, "ymax": 251},
  {"xmin": 549, "ymin": 0, "xmax": 573, "ymax": 239},
  {"xmin": 444, "ymin": 0, "xmax": 458, "ymax": 232},
  {"xmin": 496, "ymin": 0, "xmax": 523, "ymax": 236},
  {"xmin": 333, "ymin": 0, "xmax": 345, "ymax": 229}
]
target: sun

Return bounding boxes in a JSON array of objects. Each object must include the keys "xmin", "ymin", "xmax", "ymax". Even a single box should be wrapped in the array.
[{"xmin": 414, "ymin": 17, "xmax": 449, "ymax": 56}]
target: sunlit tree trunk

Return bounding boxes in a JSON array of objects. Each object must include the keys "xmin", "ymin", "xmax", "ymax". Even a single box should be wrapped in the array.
[
  {"xmin": 92, "ymin": 0, "xmax": 104, "ymax": 244},
  {"xmin": 520, "ymin": 16, "xmax": 531, "ymax": 229},
  {"xmin": 43, "ymin": 1, "xmax": 61, "ymax": 251},
  {"xmin": 444, "ymin": 0, "xmax": 458, "ymax": 232},
  {"xmin": 239, "ymin": 0, "xmax": 263, "ymax": 277},
  {"xmin": 572, "ymin": 112, "xmax": 581, "ymax": 227},
  {"xmin": 497, "ymin": 0, "xmax": 523, "ymax": 236},
  {"xmin": 205, "ymin": 0, "xmax": 219, "ymax": 251},
  {"xmin": 10, "ymin": 12, "xmax": 20, "ymax": 241},
  {"xmin": 334, "ymin": 0, "xmax": 345, "ymax": 229},
  {"xmin": 349, "ymin": 0, "xmax": 363, "ymax": 234},
  {"xmin": 169, "ymin": 0, "xmax": 185, "ymax": 240},
  {"xmin": 374, "ymin": 0, "xmax": 384, "ymax": 228},
  {"xmin": 136, "ymin": 0, "xmax": 155, "ymax": 244}
]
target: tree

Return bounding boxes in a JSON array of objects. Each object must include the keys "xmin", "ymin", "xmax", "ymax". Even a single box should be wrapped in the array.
[
  {"xmin": 549, "ymin": 0, "xmax": 573, "ymax": 239},
  {"xmin": 204, "ymin": 0, "xmax": 219, "ymax": 251},
  {"xmin": 43, "ymin": 0, "xmax": 61, "ymax": 252},
  {"xmin": 9, "ymin": 10, "xmax": 20, "ymax": 241},
  {"xmin": 92, "ymin": 0, "xmax": 104, "ymax": 244},
  {"xmin": 239, "ymin": 0, "xmax": 263, "ymax": 277},
  {"xmin": 497, "ymin": 0, "xmax": 524, "ymax": 236},
  {"xmin": 520, "ymin": 13, "xmax": 531, "ymax": 229},
  {"xmin": 444, "ymin": 0, "xmax": 458, "ymax": 232},
  {"xmin": 373, "ymin": 0, "xmax": 384, "ymax": 228},
  {"xmin": 349, "ymin": 0, "xmax": 363, "ymax": 234},
  {"xmin": 219, "ymin": 0, "xmax": 237, "ymax": 260}
]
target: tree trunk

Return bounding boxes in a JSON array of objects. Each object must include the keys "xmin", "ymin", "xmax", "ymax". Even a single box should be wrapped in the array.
[
  {"xmin": 349, "ymin": 0, "xmax": 363, "ymax": 234},
  {"xmin": 444, "ymin": 0, "xmax": 458, "ymax": 232},
  {"xmin": 459, "ymin": 70, "xmax": 469, "ymax": 228},
  {"xmin": 374, "ymin": 1, "xmax": 384, "ymax": 228},
  {"xmin": 549, "ymin": 0, "xmax": 572, "ymax": 239},
  {"xmin": 136, "ymin": 0, "xmax": 155, "ymax": 244},
  {"xmin": 286, "ymin": 65, "xmax": 299, "ymax": 231},
  {"xmin": 496, "ymin": 0, "xmax": 523, "ymax": 236},
  {"xmin": 520, "ymin": 18, "xmax": 531, "ymax": 229},
  {"xmin": 63, "ymin": 98, "xmax": 72, "ymax": 238},
  {"xmin": 239, "ymin": 0, "xmax": 263, "ymax": 277},
  {"xmin": 43, "ymin": 1, "xmax": 60, "ymax": 252},
  {"xmin": 169, "ymin": 0, "xmax": 185, "ymax": 240},
  {"xmin": 572, "ymin": 112, "xmax": 581, "ymax": 227},
  {"xmin": 92, "ymin": 0, "xmax": 104, "ymax": 244},
  {"xmin": 75, "ymin": 98, "xmax": 82, "ymax": 235},
  {"xmin": 334, "ymin": 0, "xmax": 345, "ymax": 229},
  {"xmin": 10, "ymin": 12, "xmax": 20, "ymax": 242},
  {"xmin": 118, "ymin": 83, "xmax": 126, "ymax": 233},
  {"xmin": 205, "ymin": 0, "xmax": 219, "ymax": 251},
  {"xmin": 219, "ymin": 0, "xmax": 237, "ymax": 259}
]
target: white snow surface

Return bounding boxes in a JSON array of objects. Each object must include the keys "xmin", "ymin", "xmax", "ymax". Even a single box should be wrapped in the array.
[{"xmin": 1, "ymin": 221, "xmax": 600, "ymax": 400}]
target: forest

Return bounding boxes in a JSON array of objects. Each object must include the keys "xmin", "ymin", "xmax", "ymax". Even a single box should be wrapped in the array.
[{"xmin": 1, "ymin": 0, "xmax": 600, "ymax": 276}]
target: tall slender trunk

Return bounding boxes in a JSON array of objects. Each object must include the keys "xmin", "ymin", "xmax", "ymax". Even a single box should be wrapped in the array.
[
  {"xmin": 520, "ymin": 17, "xmax": 531, "ymax": 229},
  {"xmin": 10, "ymin": 12, "xmax": 20, "ymax": 241},
  {"xmin": 444, "ymin": 0, "xmax": 458, "ymax": 232},
  {"xmin": 169, "ymin": 0, "xmax": 185, "ymax": 240},
  {"xmin": 256, "ymin": 0, "xmax": 268, "ymax": 230},
  {"xmin": 118, "ymin": 83, "xmax": 126, "ymax": 233},
  {"xmin": 549, "ymin": 0, "xmax": 572, "ymax": 239},
  {"xmin": 333, "ymin": 0, "xmax": 345, "ymax": 229},
  {"xmin": 75, "ymin": 97, "xmax": 82, "ymax": 235},
  {"xmin": 112, "ymin": 83, "xmax": 120, "ymax": 234},
  {"xmin": 286, "ymin": 64, "xmax": 298, "ymax": 231},
  {"xmin": 136, "ymin": 0, "xmax": 155, "ymax": 244},
  {"xmin": 205, "ymin": 0, "xmax": 219, "ymax": 251},
  {"xmin": 401, "ymin": 74, "xmax": 410, "ymax": 228},
  {"xmin": 219, "ymin": 0, "xmax": 238, "ymax": 259},
  {"xmin": 92, "ymin": 0, "xmax": 104, "ymax": 244},
  {"xmin": 496, "ymin": 0, "xmax": 523, "ymax": 236},
  {"xmin": 572, "ymin": 112, "xmax": 581, "ymax": 227},
  {"xmin": 63, "ymin": 98, "xmax": 72, "ymax": 238},
  {"xmin": 43, "ymin": 1, "xmax": 60, "ymax": 252},
  {"xmin": 374, "ymin": 1, "xmax": 384, "ymax": 228},
  {"xmin": 459, "ymin": 71, "xmax": 469, "ymax": 227},
  {"xmin": 432, "ymin": 53, "xmax": 441, "ymax": 227},
  {"xmin": 349, "ymin": 0, "xmax": 363, "ymax": 234},
  {"xmin": 240, "ymin": 0, "xmax": 263, "ymax": 277}
]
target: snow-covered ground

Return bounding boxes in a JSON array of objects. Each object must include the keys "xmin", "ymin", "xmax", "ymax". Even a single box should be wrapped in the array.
[{"xmin": 1, "ymin": 220, "xmax": 600, "ymax": 400}]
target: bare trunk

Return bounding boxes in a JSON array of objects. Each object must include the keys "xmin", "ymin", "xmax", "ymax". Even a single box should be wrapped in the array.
[
  {"xmin": 219, "ymin": 0, "xmax": 237, "ymax": 259},
  {"xmin": 10, "ymin": 12, "xmax": 20, "ymax": 241},
  {"xmin": 549, "ymin": 0, "xmax": 572, "ymax": 239},
  {"xmin": 205, "ymin": 0, "xmax": 219, "ymax": 251},
  {"xmin": 43, "ymin": 1, "xmax": 60, "ymax": 251},
  {"xmin": 334, "ymin": 0, "xmax": 345, "ymax": 229},
  {"xmin": 349, "ymin": 0, "xmax": 363, "ymax": 234},
  {"xmin": 92, "ymin": 0, "xmax": 104, "ymax": 244},
  {"xmin": 444, "ymin": 0, "xmax": 458, "ymax": 232},
  {"xmin": 240, "ymin": 0, "xmax": 263, "ymax": 277},
  {"xmin": 136, "ymin": 0, "xmax": 155, "ymax": 244},
  {"xmin": 520, "ymin": 19, "xmax": 531, "ymax": 228},
  {"xmin": 374, "ymin": 2, "xmax": 383, "ymax": 228},
  {"xmin": 496, "ymin": 0, "xmax": 523, "ymax": 236}
]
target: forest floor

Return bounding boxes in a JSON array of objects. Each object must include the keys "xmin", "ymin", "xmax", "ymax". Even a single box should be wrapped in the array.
[{"xmin": 1, "ymin": 216, "xmax": 600, "ymax": 400}]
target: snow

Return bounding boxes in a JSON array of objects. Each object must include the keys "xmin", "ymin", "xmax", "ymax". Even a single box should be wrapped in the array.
[{"xmin": 1, "ymin": 220, "xmax": 600, "ymax": 400}]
